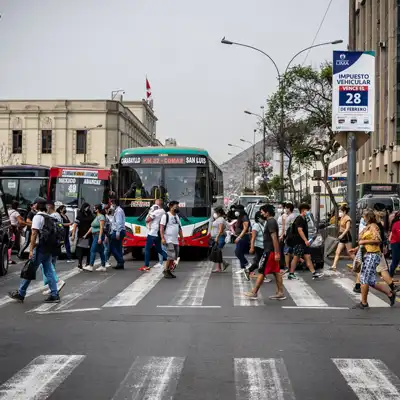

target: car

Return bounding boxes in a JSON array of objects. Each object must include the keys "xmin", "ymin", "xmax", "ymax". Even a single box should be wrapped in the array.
[
  {"xmin": 248, "ymin": 203, "xmax": 324, "ymax": 270},
  {"xmin": 0, "ymin": 192, "xmax": 12, "ymax": 276}
]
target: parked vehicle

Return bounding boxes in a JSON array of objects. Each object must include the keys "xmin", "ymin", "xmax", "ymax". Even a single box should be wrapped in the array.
[
  {"xmin": 0, "ymin": 191, "xmax": 12, "ymax": 276},
  {"xmin": 356, "ymin": 194, "xmax": 400, "ymax": 222}
]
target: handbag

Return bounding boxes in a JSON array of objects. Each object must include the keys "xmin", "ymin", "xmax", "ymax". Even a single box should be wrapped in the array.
[
  {"xmin": 352, "ymin": 247, "xmax": 364, "ymax": 273},
  {"xmin": 20, "ymin": 259, "xmax": 37, "ymax": 280},
  {"xmin": 77, "ymin": 238, "xmax": 90, "ymax": 249}
]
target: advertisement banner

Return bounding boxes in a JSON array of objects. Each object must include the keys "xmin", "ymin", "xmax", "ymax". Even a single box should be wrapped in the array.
[{"xmin": 332, "ymin": 50, "xmax": 375, "ymax": 132}]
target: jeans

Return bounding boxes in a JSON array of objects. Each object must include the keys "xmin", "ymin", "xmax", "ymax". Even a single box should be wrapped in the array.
[
  {"xmin": 110, "ymin": 230, "xmax": 126, "ymax": 267},
  {"xmin": 19, "ymin": 249, "xmax": 58, "ymax": 297},
  {"xmin": 42, "ymin": 259, "xmax": 58, "ymax": 286},
  {"xmin": 390, "ymin": 242, "xmax": 400, "ymax": 277},
  {"xmin": 18, "ymin": 230, "xmax": 31, "ymax": 257},
  {"xmin": 235, "ymin": 235, "xmax": 250, "ymax": 268},
  {"xmin": 90, "ymin": 233, "xmax": 106, "ymax": 266},
  {"xmin": 144, "ymin": 235, "xmax": 167, "ymax": 267}
]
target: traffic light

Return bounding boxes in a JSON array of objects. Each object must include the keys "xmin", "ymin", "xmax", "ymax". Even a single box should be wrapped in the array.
[{"xmin": 327, "ymin": 176, "xmax": 347, "ymax": 181}]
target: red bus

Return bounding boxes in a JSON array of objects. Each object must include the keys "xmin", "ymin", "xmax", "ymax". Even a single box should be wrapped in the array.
[{"xmin": 48, "ymin": 164, "xmax": 113, "ymax": 209}]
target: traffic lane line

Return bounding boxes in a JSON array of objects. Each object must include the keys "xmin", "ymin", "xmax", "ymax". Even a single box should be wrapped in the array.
[{"xmin": 282, "ymin": 306, "xmax": 349, "ymax": 310}]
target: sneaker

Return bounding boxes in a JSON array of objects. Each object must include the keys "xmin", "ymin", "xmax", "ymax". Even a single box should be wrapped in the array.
[
  {"xmin": 57, "ymin": 280, "xmax": 66, "ymax": 293},
  {"xmin": 243, "ymin": 269, "xmax": 250, "ymax": 281},
  {"xmin": 222, "ymin": 261, "xmax": 230, "ymax": 271},
  {"xmin": 96, "ymin": 266, "xmax": 107, "ymax": 272},
  {"xmin": 269, "ymin": 294, "xmax": 287, "ymax": 301},
  {"xmin": 78, "ymin": 265, "xmax": 83, "ymax": 270},
  {"xmin": 83, "ymin": 265, "xmax": 93, "ymax": 272},
  {"xmin": 312, "ymin": 272, "xmax": 324, "ymax": 279},
  {"xmin": 236, "ymin": 269, "xmax": 245, "ymax": 274},
  {"xmin": 105, "ymin": 262, "xmax": 112, "ymax": 268},
  {"xmin": 44, "ymin": 295, "xmax": 60, "ymax": 303},
  {"xmin": 153, "ymin": 263, "xmax": 164, "ymax": 269},
  {"xmin": 112, "ymin": 265, "xmax": 125, "ymax": 270},
  {"xmin": 139, "ymin": 266, "xmax": 150, "ymax": 272},
  {"xmin": 389, "ymin": 292, "xmax": 396, "ymax": 307},
  {"xmin": 264, "ymin": 278, "xmax": 272, "ymax": 283},
  {"xmin": 169, "ymin": 270, "xmax": 177, "ymax": 278},
  {"xmin": 175, "ymin": 257, "xmax": 181, "ymax": 267},
  {"xmin": 352, "ymin": 302, "xmax": 369, "ymax": 310},
  {"xmin": 212, "ymin": 269, "xmax": 222, "ymax": 273},
  {"xmin": 353, "ymin": 286, "xmax": 361, "ymax": 294},
  {"xmin": 163, "ymin": 270, "xmax": 173, "ymax": 279},
  {"xmin": 244, "ymin": 292, "xmax": 258, "ymax": 299},
  {"xmin": 288, "ymin": 273, "xmax": 298, "ymax": 280},
  {"xmin": 8, "ymin": 291, "xmax": 24, "ymax": 303},
  {"xmin": 66, "ymin": 259, "xmax": 75, "ymax": 263}
]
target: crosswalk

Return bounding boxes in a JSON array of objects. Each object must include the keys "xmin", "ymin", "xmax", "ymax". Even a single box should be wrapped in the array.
[
  {"xmin": 0, "ymin": 260, "xmax": 396, "ymax": 315},
  {"xmin": 1, "ymin": 354, "xmax": 400, "ymax": 399}
]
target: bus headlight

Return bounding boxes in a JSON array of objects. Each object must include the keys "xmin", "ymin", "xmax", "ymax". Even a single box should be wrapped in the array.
[{"xmin": 193, "ymin": 223, "xmax": 209, "ymax": 236}]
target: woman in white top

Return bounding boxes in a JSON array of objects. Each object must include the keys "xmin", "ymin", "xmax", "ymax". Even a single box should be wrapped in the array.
[
  {"xmin": 210, "ymin": 207, "xmax": 229, "ymax": 272},
  {"xmin": 8, "ymin": 200, "xmax": 26, "ymax": 264}
]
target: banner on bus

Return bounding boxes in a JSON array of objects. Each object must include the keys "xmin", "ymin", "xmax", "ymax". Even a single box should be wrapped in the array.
[
  {"xmin": 121, "ymin": 155, "xmax": 207, "ymax": 165},
  {"xmin": 332, "ymin": 50, "xmax": 375, "ymax": 132}
]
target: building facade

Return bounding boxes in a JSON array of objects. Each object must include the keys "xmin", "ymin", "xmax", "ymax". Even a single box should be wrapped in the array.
[
  {"xmin": 349, "ymin": 0, "xmax": 400, "ymax": 183},
  {"xmin": 0, "ymin": 99, "xmax": 160, "ymax": 168}
]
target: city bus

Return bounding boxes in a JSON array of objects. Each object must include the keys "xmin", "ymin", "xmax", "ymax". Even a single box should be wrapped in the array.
[
  {"xmin": 339, "ymin": 183, "xmax": 400, "ymax": 200},
  {"xmin": 118, "ymin": 146, "xmax": 223, "ymax": 258},
  {"xmin": 0, "ymin": 165, "xmax": 49, "ymax": 211}
]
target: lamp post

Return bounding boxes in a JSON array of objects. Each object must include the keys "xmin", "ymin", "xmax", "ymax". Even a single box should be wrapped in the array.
[
  {"xmin": 83, "ymin": 124, "xmax": 103, "ymax": 163},
  {"xmin": 111, "ymin": 89, "xmax": 125, "ymax": 100},
  {"xmin": 221, "ymin": 37, "xmax": 343, "ymax": 202},
  {"xmin": 244, "ymin": 109, "xmax": 266, "ymax": 168},
  {"xmin": 240, "ymin": 136, "xmax": 255, "ymax": 191}
]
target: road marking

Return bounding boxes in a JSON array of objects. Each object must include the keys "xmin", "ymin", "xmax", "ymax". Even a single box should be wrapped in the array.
[
  {"xmin": 282, "ymin": 306, "xmax": 349, "ymax": 310},
  {"xmin": 103, "ymin": 269, "xmax": 163, "ymax": 307},
  {"xmin": 37, "ymin": 307, "xmax": 101, "ymax": 314},
  {"xmin": 0, "ymin": 354, "xmax": 85, "ymax": 400},
  {"xmin": 283, "ymin": 276, "xmax": 328, "ymax": 307},
  {"xmin": 234, "ymin": 358, "xmax": 295, "ymax": 400},
  {"xmin": 332, "ymin": 277, "xmax": 390, "ymax": 307},
  {"xmin": 333, "ymin": 358, "xmax": 400, "ymax": 399},
  {"xmin": 0, "ymin": 268, "xmax": 81, "ymax": 309},
  {"xmin": 165, "ymin": 261, "xmax": 212, "ymax": 306},
  {"xmin": 157, "ymin": 305, "xmax": 221, "ymax": 308},
  {"xmin": 111, "ymin": 356, "xmax": 185, "ymax": 400},
  {"xmin": 232, "ymin": 262, "xmax": 264, "ymax": 306}
]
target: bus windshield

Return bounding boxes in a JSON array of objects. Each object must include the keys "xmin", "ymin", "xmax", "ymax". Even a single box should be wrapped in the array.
[
  {"xmin": 0, "ymin": 178, "xmax": 48, "ymax": 208},
  {"xmin": 54, "ymin": 178, "xmax": 108, "ymax": 207}
]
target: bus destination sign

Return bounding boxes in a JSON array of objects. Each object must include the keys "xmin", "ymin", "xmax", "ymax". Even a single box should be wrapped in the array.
[{"xmin": 121, "ymin": 155, "xmax": 207, "ymax": 165}]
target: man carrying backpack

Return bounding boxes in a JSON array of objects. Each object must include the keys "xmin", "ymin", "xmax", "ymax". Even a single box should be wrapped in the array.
[{"xmin": 8, "ymin": 197, "xmax": 61, "ymax": 303}]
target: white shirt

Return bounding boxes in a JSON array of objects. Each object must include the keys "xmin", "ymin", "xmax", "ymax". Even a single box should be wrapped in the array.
[
  {"xmin": 31, "ymin": 212, "xmax": 47, "ymax": 231},
  {"xmin": 49, "ymin": 211, "xmax": 62, "ymax": 223},
  {"xmin": 148, "ymin": 208, "xmax": 165, "ymax": 237},
  {"xmin": 8, "ymin": 209, "xmax": 20, "ymax": 227},
  {"xmin": 160, "ymin": 212, "xmax": 181, "ymax": 244},
  {"xmin": 278, "ymin": 212, "xmax": 287, "ymax": 236}
]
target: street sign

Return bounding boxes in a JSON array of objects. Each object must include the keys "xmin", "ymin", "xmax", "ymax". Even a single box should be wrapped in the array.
[
  {"xmin": 332, "ymin": 50, "xmax": 375, "ymax": 132},
  {"xmin": 327, "ymin": 176, "xmax": 347, "ymax": 181}
]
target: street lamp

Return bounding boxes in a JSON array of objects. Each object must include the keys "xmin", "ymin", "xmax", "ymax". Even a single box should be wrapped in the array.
[
  {"xmin": 221, "ymin": 36, "xmax": 343, "ymax": 201},
  {"xmin": 111, "ymin": 89, "xmax": 125, "ymax": 100},
  {"xmin": 240, "ymin": 137, "xmax": 256, "ymax": 190},
  {"xmin": 83, "ymin": 124, "xmax": 103, "ymax": 163},
  {"xmin": 228, "ymin": 143, "xmax": 244, "ymax": 150}
]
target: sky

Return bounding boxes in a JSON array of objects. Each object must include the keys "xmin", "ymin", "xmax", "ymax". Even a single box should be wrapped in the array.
[{"xmin": 0, "ymin": 0, "xmax": 349, "ymax": 165}]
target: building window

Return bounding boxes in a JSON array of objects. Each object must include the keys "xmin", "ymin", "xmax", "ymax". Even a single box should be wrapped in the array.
[
  {"xmin": 12, "ymin": 130, "xmax": 22, "ymax": 154},
  {"xmin": 76, "ymin": 130, "xmax": 87, "ymax": 154},
  {"xmin": 41, "ymin": 130, "xmax": 52, "ymax": 154}
]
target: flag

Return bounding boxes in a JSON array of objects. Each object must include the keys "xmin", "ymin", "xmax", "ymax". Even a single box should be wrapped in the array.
[{"xmin": 146, "ymin": 77, "xmax": 152, "ymax": 100}]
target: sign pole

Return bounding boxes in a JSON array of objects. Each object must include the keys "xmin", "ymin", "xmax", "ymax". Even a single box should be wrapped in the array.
[{"xmin": 347, "ymin": 132, "xmax": 357, "ymax": 247}]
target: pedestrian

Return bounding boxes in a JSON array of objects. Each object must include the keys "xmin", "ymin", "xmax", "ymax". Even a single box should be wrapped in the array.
[
  {"xmin": 57, "ymin": 204, "xmax": 74, "ymax": 263},
  {"xmin": 286, "ymin": 203, "xmax": 324, "ymax": 280},
  {"xmin": 160, "ymin": 201, "xmax": 184, "ymax": 279},
  {"xmin": 82, "ymin": 204, "xmax": 107, "ymax": 272},
  {"xmin": 109, "ymin": 199, "xmax": 126, "ymax": 270},
  {"xmin": 330, "ymin": 205, "xmax": 355, "ymax": 271},
  {"xmin": 8, "ymin": 200, "xmax": 25, "ymax": 263},
  {"xmin": 103, "ymin": 205, "xmax": 114, "ymax": 268},
  {"xmin": 8, "ymin": 197, "xmax": 61, "ymax": 303},
  {"xmin": 42, "ymin": 200, "xmax": 66, "ymax": 295},
  {"xmin": 233, "ymin": 205, "xmax": 251, "ymax": 273},
  {"xmin": 349, "ymin": 209, "xmax": 396, "ymax": 309},
  {"xmin": 71, "ymin": 202, "xmax": 94, "ymax": 270},
  {"xmin": 245, "ymin": 204, "xmax": 286, "ymax": 300},
  {"xmin": 209, "ymin": 207, "xmax": 229, "ymax": 273},
  {"xmin": 140, "ymin": 199, "xmax": 167, "ymax": 272},
  {"xmin": 389, "ymin": 211, "xmax": 400, "ymax": 277},
  {"xmin": 282, "ymin": 203, "xmax": 296, "ymax": 273},
  {"xmin": 277, "ymin": 202, "xmax": 287, "ymax": 261},
  {"xmin": 243, "ymin": 211, "xmax": 266, "ymax": 281},
  {"xmin": 17, "ymin": 203, "xmax": 35, "ymax": 259}
]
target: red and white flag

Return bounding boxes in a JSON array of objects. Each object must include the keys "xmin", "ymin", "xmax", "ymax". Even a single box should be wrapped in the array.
[{"xmin": 146, "ymin": 77, "xmax": 152, "ymax": 100}]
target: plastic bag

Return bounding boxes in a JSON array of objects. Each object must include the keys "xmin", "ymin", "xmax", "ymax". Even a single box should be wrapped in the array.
[{"xmin": 20, "ymin": 259, "xmax": 37, "ymax": 280}]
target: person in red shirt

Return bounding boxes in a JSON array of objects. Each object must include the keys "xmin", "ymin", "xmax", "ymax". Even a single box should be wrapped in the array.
[{"xmin": 389, "ymin": 212, "xmax": 400, "ymax": 277}]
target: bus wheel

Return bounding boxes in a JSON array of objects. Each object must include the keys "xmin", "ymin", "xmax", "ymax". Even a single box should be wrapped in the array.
[
  {"xmin": 0, "ymin": 244, "xmax": 9, "ymax": 276},
  {"xmin": 131, "ymin": 248, "xmax": 143, "ymax": 260}
]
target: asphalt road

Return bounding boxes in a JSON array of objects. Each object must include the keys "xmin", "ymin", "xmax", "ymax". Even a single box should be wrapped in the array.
[{"xmin": 1, "ymin": 246, "xmax": 400, "ymax": 399}]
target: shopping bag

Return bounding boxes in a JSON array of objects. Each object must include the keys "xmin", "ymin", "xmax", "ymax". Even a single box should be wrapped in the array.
[
  {"xmin": 352, "ymin": 248, "xmax": 363, "ymax": 273},
  {"xmin": 77, "ymin": 238, "xmax": 90, "ymax": 249},
  {"xmin": 20, "ymin": 259, "xmax": 37, "ymax": 280}
]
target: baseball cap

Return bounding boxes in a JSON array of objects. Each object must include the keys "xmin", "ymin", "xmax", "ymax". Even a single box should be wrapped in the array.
[{"xmin": 33, "ymin": 197, "xmax": 46, "ymax": 205}]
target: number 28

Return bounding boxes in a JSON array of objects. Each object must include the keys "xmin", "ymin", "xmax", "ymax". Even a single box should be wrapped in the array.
[{"xmin": 346, "ymin": 93, "xmax": 362, "ymax": 104}]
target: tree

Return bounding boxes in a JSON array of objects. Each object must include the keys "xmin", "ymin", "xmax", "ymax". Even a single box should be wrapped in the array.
[
  {"xmin": 0, "ymin": 143, "xmax": 18, "ymax": 166},
  {"xmin": 265, "ymin": 62, "xmax": 339, "ymax": 210}
]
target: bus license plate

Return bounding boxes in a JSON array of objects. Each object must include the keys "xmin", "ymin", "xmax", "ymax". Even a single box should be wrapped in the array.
[{"xmin": 135, "ymin": 226, "xmax": 141, "ymax": 234}]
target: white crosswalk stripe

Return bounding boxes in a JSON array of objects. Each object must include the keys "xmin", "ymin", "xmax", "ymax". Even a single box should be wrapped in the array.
[
  {"xmin": 283, "ymin": 276, "xmax": 328, "ymax": 308},
  {"xmin": 0, "ymin": 355, "xmax": 85, "ymax": 400},
  {"xmin": 232, "ymin": 263, "xmax": 265, "ymax": 306}
]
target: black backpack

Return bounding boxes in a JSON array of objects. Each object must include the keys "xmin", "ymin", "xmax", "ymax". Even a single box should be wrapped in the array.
[
  {"xmin": 285, "ymin": 216, "xmax": 301, "ymax": 247},
  {"xmin": 39, "ymin": 214, "xmax": 65, "ymax": 253}
]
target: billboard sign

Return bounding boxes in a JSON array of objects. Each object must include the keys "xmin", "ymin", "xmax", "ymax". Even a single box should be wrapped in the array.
[{"xmin": 332, "ymin": 50, "xmax": 375, "ymax": 132}]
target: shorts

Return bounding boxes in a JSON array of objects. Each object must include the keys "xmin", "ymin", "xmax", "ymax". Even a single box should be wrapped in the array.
[
  {"xmin": 376, "ymin": 255, "xmax": 388, "ymax": 273},
  {"xmin": 360, "ymin": 253, "xmax": 380, "ymax": 286},
  {"xmin": 284, "ymin": 245, "xmax": 293, "ymax": 255},
  {"xmin": 166, "ymin": 243, "xmax": 179, "ymax": 261},
  {"xmin": 258, "ymin": 251, "xmax": 280, "ymax": 275},
  {"xmin": 339, "ymin": 232, "xmax": 352, "ymax": 244},
  {"xmin": 293, "ymin": 244, "xmax": 310, "ymax": 257}
]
